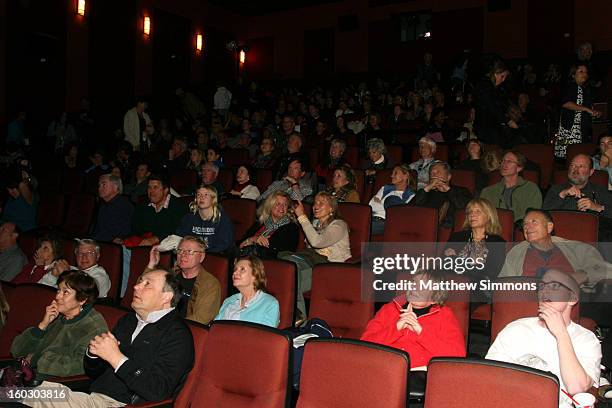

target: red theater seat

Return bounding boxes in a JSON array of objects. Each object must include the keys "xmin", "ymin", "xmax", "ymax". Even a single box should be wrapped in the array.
[
  {"xmin": 263, "ymin": 259, "xmax": 297, "ymax": 328},
  {"xmin": 425, "ymin": 358, "xmax": 559, "ymax": 408},
  {"xmin": 121, "ymin": 247, "xmax": 171, "ymax": 308},
  {"xmin": 338, "ymin": 202, "xmax": 372, "ymax": 263},
  {"xmin": 220, "ymin": 197, "xmax": 256, "ymax": 242},
  {"xmin": 202, "ymin": 253, "xmax": 230, "ymax": 299},
  {"xmin": 297, "ymin": 338, "xmax": 410, "ymax": 408},
  {"xmin": 63, "ymin": 193, "xmax": 96, "ymax": 237}
]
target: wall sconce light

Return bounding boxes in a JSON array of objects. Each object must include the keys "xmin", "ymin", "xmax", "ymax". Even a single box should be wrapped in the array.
[
  {"xmin": 239, "ymin": 49, "xmax": 246, "ymax": 64},
  {"xmin": 143, "ymin": 16, "xmax": 151, "ymax": 36},
  {"xmin": 77, "ymin": 0, "xmax": 86, "ymax": 16},
  {"xmin": 196, "ymin": 34, "xmax": 203, "ymax": 52}
]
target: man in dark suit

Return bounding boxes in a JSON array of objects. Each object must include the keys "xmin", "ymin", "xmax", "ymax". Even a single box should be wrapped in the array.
[{"xmin": 24, "ymin": 268, "xmax": 194, "ymax": 407}]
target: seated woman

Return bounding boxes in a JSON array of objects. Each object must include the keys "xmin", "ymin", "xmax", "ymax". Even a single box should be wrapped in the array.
[
  {"xmin": 360, "ymin": 269, "xmax": 466, "ymax": 369},
  {"xmin": 280, "ymin": 192, "xmax": 351, "ymax": 317},
  {"xmin": 362, "ymin": 138, "xmax": 394, "ymax": 185},
  {"xmin": 251, "ymin": 136, "xmax": 277, "ymax": 170},
  {"xmin": 334, "ymin": 115, "xmax": 354, "ymax": 140},
  {"xmin": 10, "ymin": 270, "xmax": 108, "ymax": 378},
  {"xmin": 444, "ymin": 198, "xmax": 506, "ymax": 282},
  {"xmin": 176, "ymin": 185, "xmax": 235, "ymax": 255},
  {"xmin": 325, "ymin": 165, "xmax": 360, "ymax": 203},
  {"xmin": 455, "ymin": 139, "xmax": 489, "ymax": 193},
  {"xmin": 186, "ymin": 147, "xmax": 205, "ymax": 175},
  {"xmin": 369, "ymin": 164, "xmax": 416, "ymax": 235},
  {"xmin": 215, "ymin": 255, "xmax": 280, "ymax": 328},
  {"xmin": 206, "ymin": 146, "xmax": 224, "ymax": 169},
  {"xmin": 239, "ymin": 191, "xmax": 299, "ymax": 258},
  {"xmin": 409, "ymin": 136, "xmax": 437, "ymax": 190},
  {"xmin": 13, "ymin": 235, "xmax": 63, "ymax": 284},
  {"xmin": 228, "ymin": 165, "xmax": 260, "ymax": 200}
]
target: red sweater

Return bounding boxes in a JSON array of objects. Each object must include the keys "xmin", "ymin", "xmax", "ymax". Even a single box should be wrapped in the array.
[
  {"xmin": 12, "ymin": 263, "xmax": 48, "ymax": 284},
  {"xmin": 360, "ymin": 303, "xmax": 466, "ymax": 368}
]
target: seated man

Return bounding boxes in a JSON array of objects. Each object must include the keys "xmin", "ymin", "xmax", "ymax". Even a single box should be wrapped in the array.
[
  {"xmin": 198, "ymin": 162, "xmax": 226, "ymax": 195},
  {"xmin": 146, "ymin": 236, "xmax": 221, "ymax": 324},
  {"xmin": 486, "ymin": 269, "xmax": 601, "ymax": 407},
  {"xmin": 0, "ymin": 222, "xmax": 27, "ymax": 281},
  {"xmin": 24, "ymin": 268, "xmax": 194, "ymax": 407},
  {"xmin": 480, "ymin": 149, "xmax": 542, "ymax": 226},
  {"xmin": 165, "ymin": 137, "xmax": 190, "ymax": 173},
  {"xmin": 92, "ymin": 174, "xmax": 134, "ymax": 243},
  {"xmin": 124, "ymin": 162, "xmax": 151, "ymax": 204},
  {"xmin": 499, "ymin": 208, "xmax": 612, "ymax": 290},
  {"xmin": 129, "ymin": 175, "xmax": 188, "ymax": 246},
  {"xmin": 274, "ymin": 133, "xmax": 308, "ymax": 180},
  {"xmin": 259, "ymin": 157, "xmax": 313, "ymax": 202},
  {"xmin": 544, "ymin": 154, "xmax": 612, "ymax": 241},
  {"xmin": 411, "ymin": 161, "xmax": 472, "ymax": 228},
  {"xmin": 39, "ymin": 238, "xmax": 112, "ymax": 298}
]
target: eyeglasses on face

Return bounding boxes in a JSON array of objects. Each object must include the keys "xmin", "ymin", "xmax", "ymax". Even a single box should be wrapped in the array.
[{"xmin": 175, "ymin": 248, "xmax": 204, "ymax": 256}]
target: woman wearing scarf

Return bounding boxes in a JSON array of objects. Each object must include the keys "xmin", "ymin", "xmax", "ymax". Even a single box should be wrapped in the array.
[
  {"xmin": 239, "ymin": 191, "xmax": 299, "ymax": 258},
  {"xmin": 228, "ymin": 165, "xmax": 260, "ymax": 200}
]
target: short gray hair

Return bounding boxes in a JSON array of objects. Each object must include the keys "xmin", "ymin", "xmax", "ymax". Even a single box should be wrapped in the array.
[
  {"xmin": 367, "ymin": 138, "xmax": 386, "ymax": 154},
  {"xmin": 100, "ymin": 174, "xmax": 123, "ymax": 194},
  {"xmin": 75, "ymin": 238, "xmax": 100, "ymax": 255},
  {"xmin": 201, "ymin": 162, "xmax": 220, "ymax": 175},
  {"xmin": 429, "ymin": 160, "xmax": 451, "ymax": 175},
  {"xmin": 330, "ymin": 138, "xmax": 347, "ymax": 154},
  {"xmin": 419, "ymin": 136, "xmax": 437, "ymax": 153}
]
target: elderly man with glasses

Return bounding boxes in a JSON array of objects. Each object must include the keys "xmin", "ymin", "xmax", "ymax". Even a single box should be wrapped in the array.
[
  {"xmin": 39, "ymin": 238, "xmax": 111, "ymax": 298},
  {"xmin": 487, "ymin": 269, "xmax": 602, "ymax": 407}
]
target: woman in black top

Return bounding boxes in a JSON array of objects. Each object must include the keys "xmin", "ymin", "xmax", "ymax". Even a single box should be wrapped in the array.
[
  {"xmin": 239, "ymin": 191, "xmax": 298, "ymax": 258},
  {"xmin": 444, "ymin": 197, "xmax": 506, "ymax": 282}
]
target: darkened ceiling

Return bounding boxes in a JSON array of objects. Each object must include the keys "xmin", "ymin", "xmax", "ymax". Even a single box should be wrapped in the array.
[{"xmin": 208, "ymin": 0, "xmax": 342, "ymax": 16}]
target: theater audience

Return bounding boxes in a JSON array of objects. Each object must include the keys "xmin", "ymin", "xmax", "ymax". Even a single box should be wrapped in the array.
[
  {"xmin": 326, "ymin": 165, "xmax": 360, "ymax": 203},
  {"xmin": 280, "ymin": 192, "xmax": 351, "ymax": 317},
  {"xmin": 275, "ymin": 133, "xmax": 306, "ymax": 179},
  {"xmin": 369, "ymin": 164, "xmax": 416, "ymax": 235},
  {"xmin": 259, "ymin": 157, "xmax": 313, "ymax": 202},
  {"xmin": 487, "ymin": 269, "xmax": 601, "ymax": 404},
  {"xmin": 480, "ymin": 150, "xmax": 542, "ymax": 226},
  {"xmin": 444, "ymin": 198, "xmax": 506, "ymax": 281},
  {"xmin": 215, "ymin": 255, "xmax": 280, "ymax": 328},
  {"xmin": 361, "ymin": 269, "xmax": 466, "ymax": 369},
  {"xmin": 128, "ymin": 175, "xmax": 188, "ymax": 246},
  {"xmin": 412, "ymin": 161, "xmax": 472, "ymax": 228},
  {"xmin": 240, "ymin": 191, "xmax": 298, "ymax": 259},
  {"xmin": 228, "ymin": 165, "xmax": 260, "ymax": 200},
  {"xmin": 13, "ymin": 235, "xmax": 63, "ymax": 284},
  {"xmin": 11, "ymin": 270, "xmax": 108, "ymax": 378},
  {"xmin": 409, "ymin": 136, "xmax": 437, "ymax": 190},
  {"xmin": 455, "ymin": 139, "xmax": 489, "ymax": 193},
  {"xmin": 0, "ymin": 222, "xmax": 27, "ymax": 281},
  {"xmin": 473, "ymin": 60, "xmax": 513, "ymax": 146},
  {"xmin": 147, "ymin": 236, "xmax": 220, "ymax": 324},
  {"xmin": 186, "ymin": 147, "xmax": 205, "ymax": 174},
  {"xmin": 176, "ymin": 185, "xmax": 234, "ymax": 254},
  {"xmin": 206, "ymin": 145, "xmax": 224, "ymax": 169},
  {"xmin": 92, "ymin": 174, "xmax": 134, "ymax": 243},
  {"xmin": 123, "ymin": 163, "xmax": 151, "ymax": 204}
]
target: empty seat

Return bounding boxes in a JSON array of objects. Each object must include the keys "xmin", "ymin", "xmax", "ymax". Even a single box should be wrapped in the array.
[
  {"xmin": 309, "ymin": 263, "xmax": 374, "ymax": 338},
  {"xmin": 550, "ymin": 210, "xmax": 599, "ymax": 243},
  {"xmin": 202, "ymin": 253, "xmax": 230, "ymax": 299},
  {"xmin": 223, "ymin": 149, "xmax": 250, "ymax": 167},
  {"xmin": 425, "ymin": 358, "xmax": 559, "ymax": 408},
  {"xmin": 217, "ymin": 168, "xmax": 233, "ymax": 193},
  {"xmin": 450, "ymin": 169, "xmax": 476, "ymax": 195},
  {"xmin": 256, "ymin": 168, "xmax": 274, "ymax": 193},
  {"xmin": 37, "ymin": 192, "xmax": 65, "ymax": 227},
  {"xmin": 263, "ymin": 259, "xmax": 297, "ymax": 328},
  {"xmin": 220, "ymin": 197, "xmax": 256, "ymax": 242},
  {"xmin": 383, "ymin": 206, "xmax": 439, "ymax": 244},
  {"xmin": 491, "ymin": 276, "xmax": 539, "ymax": 341},
  {"xmin": 338, "ymin": 202, "xmax": 371, "ymax": 262},
  {"xmin": 297, "ymin": 338, "xmax": 410, "ymax": 408},
  {"xmin": 192, "ymin": 321, "xmax": 291, "ymax": 408}
]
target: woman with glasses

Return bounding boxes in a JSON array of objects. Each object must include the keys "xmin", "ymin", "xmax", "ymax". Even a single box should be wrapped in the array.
[
  {"xmin": 239, "ymin": 191, "xmax": 298, "ymax": 258},
  {"xmin": 147, "ymin": 236, "xmax": 221, "ymax": 324},
  {"xmin": 176, "ymin": 185, "xmax": 234, "ymax": 255},
  {"xmin": 11, "ymin": 270, "xmax": 108, "ymax": 378},
  {"xmin": 215, "ymin": 255, "xmax": 280, "ymax": 328}
]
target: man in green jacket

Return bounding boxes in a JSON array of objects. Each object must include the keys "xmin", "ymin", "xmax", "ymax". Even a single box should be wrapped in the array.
[{"xmin": 480, "ymin": 149, "xmax": 542, "ymax": 225}]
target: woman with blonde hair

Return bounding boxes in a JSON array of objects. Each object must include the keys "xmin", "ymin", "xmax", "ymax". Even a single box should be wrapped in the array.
[
  {"xmin": 280, "ymin": 192, "xmax": 351, "ymax": 317},
  {"xmin": 215, "ymin": 255, "xmax": 280, "ymax": 327},
  {"xmin": 444, "ymin": 197, "xmax": 506, "ymax": 281},
  {"xmin": 176, "ymin": 185, "xmax": 234, "ymax": 254},
  {"xmin": 239, "ymin": 191, "xmax": 299, "ymax": 258}
]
